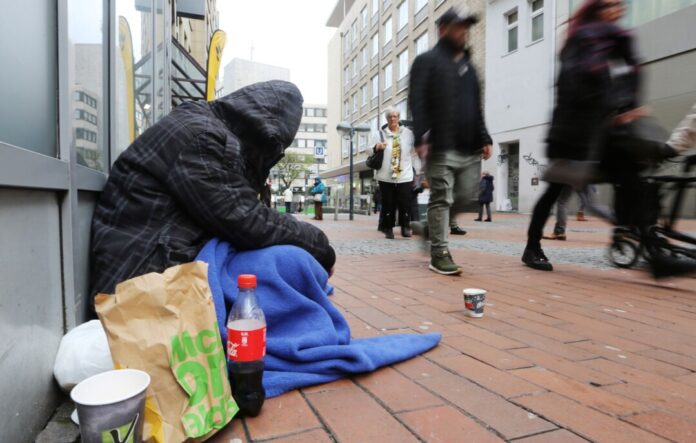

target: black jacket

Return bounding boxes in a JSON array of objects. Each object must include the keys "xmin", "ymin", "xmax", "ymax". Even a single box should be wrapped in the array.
[
  {"xmin": 409, "ymin": 39, "xmax": 492, "ymax": 154},
  {"xmin": 547, "ymin": 23, "xmax": 640, "ymax": 160},
  {"xmin": 90, "ymin": 81, "xmax": 336, "ymax": 297},
  {"xmin": 478, "ymin": 175, "xmax": 494, "ymax": 204}
]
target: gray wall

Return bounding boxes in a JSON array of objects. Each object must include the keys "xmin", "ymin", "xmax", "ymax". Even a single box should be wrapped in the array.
[{"xmin": 0, "ymin": 190, "xmax": 65, "ymax": 439}]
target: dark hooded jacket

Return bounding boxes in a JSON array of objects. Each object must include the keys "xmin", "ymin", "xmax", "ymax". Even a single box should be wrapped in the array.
[
  {"xmin": 478, "ymin": 175, "xmax": 494, "ymax": 204},
  {"xmin": 408, "ymin": 38, "xmax": 492, "ymax": 154},
  {"xmin": 90, "ymin": 81, "xmax": 336, "ymax": 297},
  {"xmin": 547, "ymin": 23, "xmax": 640, "ymax": 160}
]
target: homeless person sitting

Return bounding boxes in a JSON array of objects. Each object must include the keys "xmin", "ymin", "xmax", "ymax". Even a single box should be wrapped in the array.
[{"xmin": 90, "ymin": 80, "xmax": 336, "ymax": 298}]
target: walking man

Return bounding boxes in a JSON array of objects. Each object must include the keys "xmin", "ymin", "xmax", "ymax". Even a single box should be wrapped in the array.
[
  {"xmin": 284, "ymin": 187, "xmax": 293, "ymax": 214},
  {"xmin": 409, "ymin": 6, "xmax": 492, "ymax": 275}
]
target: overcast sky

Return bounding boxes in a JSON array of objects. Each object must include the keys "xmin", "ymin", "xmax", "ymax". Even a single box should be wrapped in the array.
[{"xmin": 218, "ymin": 0, "xmax": 337, "ymax": 104}]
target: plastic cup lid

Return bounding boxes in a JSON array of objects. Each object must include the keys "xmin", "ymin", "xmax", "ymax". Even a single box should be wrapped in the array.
[{"xmin": 463, "ymin": 288, "xmax": 487, "ymax": 296}]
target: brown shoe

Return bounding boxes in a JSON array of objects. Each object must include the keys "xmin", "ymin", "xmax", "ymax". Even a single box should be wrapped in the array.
[
  {"xmin": 542, "ymin": 232, "xmax": 567, "ymax": 241},
  {"xmin": 577, "ymin": 211, "xmax": 588, "ymax": 222}
]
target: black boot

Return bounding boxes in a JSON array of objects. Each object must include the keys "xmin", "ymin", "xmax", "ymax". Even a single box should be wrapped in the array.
[
  {"xmin": 384, "ymin": 228, "xmax": 395, "ymax": 239},
  {"xmin": 401, "ymin": 226, "xmax": 412, "ymax": 238},
  {"xmin": 450, "ymin": 226, "xmax": 467, "ymax": 235},
  {"xmin": 522, "ymin": 247, "xmax": 553, "ymax": 271}
]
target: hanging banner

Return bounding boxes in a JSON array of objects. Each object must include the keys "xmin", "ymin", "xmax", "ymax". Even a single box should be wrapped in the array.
[
  {"xmin": 119, "ymin": 16, "xmax": 136, "ymax": 143},
  {"xmin": 206, "ymin": 30, "xmax": 227, "ymax": 101}
]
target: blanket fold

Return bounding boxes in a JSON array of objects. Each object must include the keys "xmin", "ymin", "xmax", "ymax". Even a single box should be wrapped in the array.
[{"xmin": 196, "ymin": 239, "xmax": 441, "ymax": 397}]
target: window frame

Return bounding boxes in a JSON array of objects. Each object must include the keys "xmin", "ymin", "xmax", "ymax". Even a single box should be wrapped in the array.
[
  {"xmin": 383, "ymin": 16, "xmax": 393, "ymax": 45},
  {"xmin": 398, "ymin": 49, "xmax": 409, "ymax": 80},
  {"xmin": 530, "ymin": 0, "xmax": 544, "ymax": 43},
  {"xmin": 371, "ymin": 33, "xmax": 379, "ymax": 57},
  {"xmin": 371, "ymin": 74, "xmax": 379, "ymax": 98},
  {"xmin": 361, "ymin": 6, "xmax": 369, "ymax": 29},
  {"xmin": 415, "ymin": 31, "xmax": 429, "ymax": 55},
  {"xmin": 383, "ymin": 62, "xmax": 393, "ymax": 90},
  {"xmin": 505, "ymin": 8, "xmax": 519, "ymax": 53},
  {"xmin": 398, "ymin": 1, "xmax": 409, "ymax": 31}
]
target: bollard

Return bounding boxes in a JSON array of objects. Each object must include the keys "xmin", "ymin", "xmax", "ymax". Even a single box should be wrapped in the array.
[{"xmin": 334, "ymin": 196, "xmax": 339, "ymax": 221}]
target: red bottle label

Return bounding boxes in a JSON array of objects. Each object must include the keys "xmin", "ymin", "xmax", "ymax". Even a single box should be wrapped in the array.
[{"xmin": 227, "ymin": 327, "xmax": 266, "ymax": 362}]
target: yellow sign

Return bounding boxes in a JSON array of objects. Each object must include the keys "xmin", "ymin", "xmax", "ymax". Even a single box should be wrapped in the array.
[
  {"xmin": 119, "ymin": 16, "xmax": 136, "ymax": 143},
  {"xmin": 206, "ymin": 30, "xmax": 227, "ymax": 101}
]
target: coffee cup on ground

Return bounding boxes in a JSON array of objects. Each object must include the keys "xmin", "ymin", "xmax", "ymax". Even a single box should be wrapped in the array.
[
  {"xmin": 463, "ymin": 288, "xmax": 486, "ymax": 318},
  {"xmin": 70, "ymin": 369, "xmax": 150, "ymax": 443}
]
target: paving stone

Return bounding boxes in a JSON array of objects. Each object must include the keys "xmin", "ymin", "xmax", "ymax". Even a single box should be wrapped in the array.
[
  {"xmin": 244, "ymin": 390, "xmax": 321, "ymax": 441},
  {"xmin": 624, "ymin": 411, "xmax": 696, "ymax": 443},
  {"xmin": 398, "ymin": 405, "xmax": 505, "ymax": 443},
  {"xmin": 35, "ymin": 422, "xmax": 80, "ymax": 443},
  {"xmin": 512, "ymin": 429, "xmax": 590, "ymax": 443},
  {"xmin": 355, "ymin": 366, "xmax": 443, "ymax": 413}
]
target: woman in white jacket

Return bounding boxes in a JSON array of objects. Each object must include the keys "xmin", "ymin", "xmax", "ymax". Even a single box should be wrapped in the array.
[
  {"xmin": 373, "ymin": 107, "xmax": 418, "ymax": 239},
  {"xmin": 668, "ymin": 103, "xmax": 696, "ymax": 153}
]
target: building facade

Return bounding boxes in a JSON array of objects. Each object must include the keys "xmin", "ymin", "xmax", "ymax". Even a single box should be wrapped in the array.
[
  {"xmin": 325, "ymin": 0, "xmax": 488, "ymax": 202},
  {"xmin": 0, "ymin": 1, "xmax": 218, "ymax": 440},
  {"xmin": 222, "ymin": 58, "xmax": 291, "ymax": 95},
  {"xmin": 173, "ymin": 0, "xmax": 219, "ymax": 67},
  {"xmin": 483, "ymin": 0, "xmax": 696, "ymax": 215}
]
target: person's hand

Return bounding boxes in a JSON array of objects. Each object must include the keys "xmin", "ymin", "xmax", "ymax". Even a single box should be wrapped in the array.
[
  {"xmin": 375, "ymin": 143, "xmax": 387, "ymax": 151},
  {"xmin": 613, "ymin": 106, "xmax": 650, "ymax": 126},
  {"xmin": 481, "ymin": 144, "xmax": 493, "ymax": 160},
  {"xmin": 415, "ymin": 143, "xmax": 430, "ymax": 159}
]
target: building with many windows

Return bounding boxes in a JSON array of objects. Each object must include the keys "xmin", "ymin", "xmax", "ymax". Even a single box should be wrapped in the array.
[
  {"xmin": 483, "ymin": 0, "xmax": 696, "ymax": 215},
  {"xmin": 324, "ymin": 0, "xmax": 488, "ymax": 202}
]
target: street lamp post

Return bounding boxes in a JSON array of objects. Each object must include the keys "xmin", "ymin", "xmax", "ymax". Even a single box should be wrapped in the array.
[{"xmin": 336, "ymin": 122, "xmax": 371, "ymax": 221}]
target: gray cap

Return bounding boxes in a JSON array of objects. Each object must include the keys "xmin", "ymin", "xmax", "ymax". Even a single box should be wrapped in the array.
[{"xmin": 436, "ymin": 6, "xmax": 480, "ymax": 26}]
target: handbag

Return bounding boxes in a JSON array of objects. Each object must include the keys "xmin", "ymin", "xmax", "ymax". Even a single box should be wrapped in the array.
[
  {"xmin": 313, "ymin": 194, "xmax": 323, "ymax": 202},
  {"xmin": 366, "ymin": 130, "xmax": 386, "ymax": 170}
]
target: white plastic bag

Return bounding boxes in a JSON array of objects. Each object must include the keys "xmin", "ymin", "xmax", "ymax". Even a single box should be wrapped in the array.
[{"xmin": 53, "ymin": 320, "xmax": 113, "ymax": 391}]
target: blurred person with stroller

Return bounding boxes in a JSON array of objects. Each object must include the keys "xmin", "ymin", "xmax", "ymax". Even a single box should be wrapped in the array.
[
  {"xmin": 544, "ymin": 185, "xmax": 614, "ymax": 241},
  {"xmin": 409, "ymin": 6, "xmax": 492, "ymax": 275},
  {"xmin": 372, "ymin": 107, "xmax": 418, "ymax": 239},
  {"xmin": 475, "ymin": 171, "xmax": 494, "ymax": 222}
]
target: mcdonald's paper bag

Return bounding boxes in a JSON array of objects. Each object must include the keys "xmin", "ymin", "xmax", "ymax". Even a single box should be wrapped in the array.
[{"xmin": 96, "ymin": 262, "xmax": 238, "ymax": 442}]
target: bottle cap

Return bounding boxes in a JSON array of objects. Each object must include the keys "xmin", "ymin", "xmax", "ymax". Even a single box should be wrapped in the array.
[{"xmin": 238, "ymin": 274, "xmax": 257, "ymax": 289}]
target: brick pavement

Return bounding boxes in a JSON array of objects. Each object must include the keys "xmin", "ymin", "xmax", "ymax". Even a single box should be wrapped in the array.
[{"xmin": 212, "ymin": 213, "xmax": 696, "ymax": 443}]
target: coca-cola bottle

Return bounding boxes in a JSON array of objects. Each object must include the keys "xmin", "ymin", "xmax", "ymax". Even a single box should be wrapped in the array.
[{"xmin": 226, "ymin": 274, "xmax": 266, "ymax": 417}]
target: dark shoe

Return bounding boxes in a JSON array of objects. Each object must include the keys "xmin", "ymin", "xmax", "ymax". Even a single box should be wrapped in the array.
[
  {"xmin": 542, "ymin": 232, "xmax": 567, "ymax": 241},
  {"xmin": 484, "ymin": 219, "xmax": 492, "ymax": 222},
  {"xmin": 384, "ymin": 228, "xmax": 395, "ymax": 239},
  {"xmin": 474, "ymin": 218, "xmax": 482, "ymax": 222},
  {"xmin": 401, "ymin": 227, "xmax": 412, "ymax": 238},
  {"xmin": 450, "ymin": 226, "xmax": 467, "ymax": 235},
  {"xmin": 430, "ymin": 250, "xmax": 463, "ymax": 275},
  {"xmin": 522, "ymin": 248, "xmax": 554, "ymax": 271}
]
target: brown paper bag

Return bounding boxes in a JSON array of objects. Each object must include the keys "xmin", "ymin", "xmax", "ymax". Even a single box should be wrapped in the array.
[{"xmin": 96, "ymin": 262, "xmax": 238, "ymax": 443}]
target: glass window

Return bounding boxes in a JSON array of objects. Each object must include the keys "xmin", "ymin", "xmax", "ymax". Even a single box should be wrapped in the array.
[
  {"xmin": 344, "ymin": 100, "xmax": 350, "ymax": 117},
  {"xmin": 307, "ymin": 139, "xmax": 315, "ymax": 148},
  {"xmin": 531, "ymin": 0, "xmax": 544, "ymax": 42},
  {"xmin": 415, "ymin": 31, "xmax": 429, "ymax": 55},
  {"xmin": 352, "ymin": 57, "xmax": 358, "ymax": 77},
  {"xmin": 362, "ymin": 85, "xmax": 368, "ymax": 105},
  {"xmin": 398, "ymin": 49, "xmax": 409, "ymax": 80},
  {"xmin": 371, "ymin": 74, "xmax": 379, "ymax": 98},
  {"xmin": 298, "ymin": 139, "xmax": 307, "ymax": 148},
  {"xmin": 398, "ymin": 1, "xmax": 409, "ymax": 30},
  {"xmin": 0, "ymin": 0, "xmax": 57, "ymax": 156},
  {"xmin": 506, "ymin": 10, "xmax": 519, "ymax": 53},
  {"xmin": 358, "ymin": 134, "xmax": 368, "ymax": 152},
  {"xmin": 352, "ymin": 20, "xmax": 358, "ymax": 43},
  {"xmin": 370, "ymin": 115, "xmax": 379, "ymax": 138},
  {"xmin": 384, "ymin": 63, "xmax": 393, "ymax": 90},
  {"xmin": 371, "ymin": 33, "xmax": 379, "ymax": 57},
  {"xmin": 384, "ymin": 17, "xmax": 393, "ymax": 45},
  {"xmin": 362, "ymin": 46, "xmax": 368, "ymax": 67},
  {"xmin": 344, "ymin": 66, "xmax": 350, "ymax": 85},
  {"xmin": 415, "ymin": 0, "xmax": 428, "ymax": 12},
  {"xmin": 352, "ymin": 94, "xmax": 358, "ymax": 112},
  {"xmin": 361, "ymin": 6, "xmax": 369, "ymax": 28},
  {"xmin": 68, "ymin": 0, "xmax": 107, "ymax": 171},
  {"xmin": 396, "ymin": 99, "xmax": 408, "ymax": 119},
  {"xmin": 115, "ymin": 0, "xmax": 154, "ymax": 156},
  {"xmin": 306, "ymin": 108, "xmax": 315, "ymax": 117},
  {"xmin": 372, "ymin": 0, "xmax": 380, "ymax": 16}
]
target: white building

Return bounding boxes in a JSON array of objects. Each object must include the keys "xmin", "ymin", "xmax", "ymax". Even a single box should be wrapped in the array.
[
  {"xmin": 482, "ymin": 0, "xmax": 556, "ymax": 213},
  {"xmin": 285, "ymin": 104, "xmax": 329, "ymax": 190},
  {"xmin": 222, "ymin": 58, "xmax": 291, "ymax": 94}
]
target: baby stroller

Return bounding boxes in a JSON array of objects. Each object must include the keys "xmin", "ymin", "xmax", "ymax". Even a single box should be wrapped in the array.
[{"xmin": 609, "ymin": 153, "xmax": 696, "ymax": 274}]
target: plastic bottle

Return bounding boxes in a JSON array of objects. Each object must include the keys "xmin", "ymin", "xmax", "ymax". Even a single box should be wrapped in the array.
[{"xmin": 226, "ymin": 274, "xmax": 266, "ymax": 417}]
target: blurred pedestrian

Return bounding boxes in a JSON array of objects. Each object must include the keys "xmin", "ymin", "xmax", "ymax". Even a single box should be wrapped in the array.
[
  {"xmin": 373, "ymin": 107, "xmax": 417, "ymax": 239},
  {"xmin": 475, "ymin": 171, "xmax": 494, "ymax": 222},
  {"xmin": 409, "ymin": 6, "xmax": 492, "ymax": 274},
  {"xmin": 310, "ymin": 177, "xmax": 326, "ymax": 220},
  {"xmin": 260, "ymin": 178, "xmax": 272, "ymax": 208},
  {"xmin": 523, "ymin": 0, "xmax": 644, "ymax": 271},
  {"xmin": 299, "ymin": 194, "xmax": 305, "ymax": 213},
  {"xmin": 283, "ymin": 187, "xmax": 293, "ymax": 214},
  {"xmin": 667, "ymin": 102, "xmax": 696, "ymax": 153}
]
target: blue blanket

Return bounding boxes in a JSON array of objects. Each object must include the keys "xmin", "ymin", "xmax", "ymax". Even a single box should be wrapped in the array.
[{"xmin": 196, "ymin": 239, "xmax": 441, "ymax": 398}]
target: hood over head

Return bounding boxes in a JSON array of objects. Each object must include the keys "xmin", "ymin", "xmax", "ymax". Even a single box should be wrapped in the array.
[
  {"xmin": 212, "ymin": 80, "xmax": 303, "ymax": 188},
  {"xmin": 484, "ymin": 175, "xmax": 494, "ymax": 182}
]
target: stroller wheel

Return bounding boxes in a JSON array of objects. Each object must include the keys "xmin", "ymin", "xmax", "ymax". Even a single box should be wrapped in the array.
[{"xmin": 609, "ymin": 239, "xmax": 640, "ymax": 269}]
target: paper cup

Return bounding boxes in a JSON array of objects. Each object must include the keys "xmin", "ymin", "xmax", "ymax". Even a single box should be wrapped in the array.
[
  {"xmin": 71, "ymin": 369, "xmax": 150, "ymax": 443},
  {"xmin": 463, "ymin": 288, "xmax": 487, "ymax": 318}
]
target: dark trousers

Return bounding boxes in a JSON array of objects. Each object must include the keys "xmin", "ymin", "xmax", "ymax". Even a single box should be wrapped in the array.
[
  {"xmin": 285, "ymin": 202, "xmax": 292, "ymax": 213},
  {"xmin": 379, "ymin": 181, "xmax": 412, "ymax": 230},
  {"xmin": 478, "ymin": 203, "xmax": 491, "ymax": 220},
  {"xmin": 314, "ymin": 201, "xmax": 323, "ymax": 220},
  {"xmin": 527, "ymin": 182, "xmax": 566, "ymax": 250}
]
